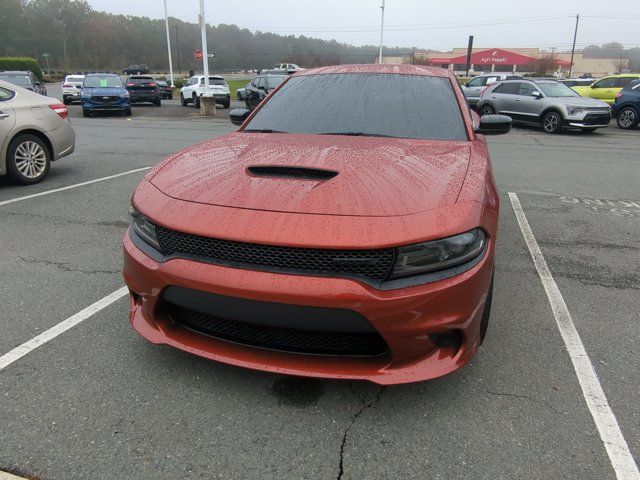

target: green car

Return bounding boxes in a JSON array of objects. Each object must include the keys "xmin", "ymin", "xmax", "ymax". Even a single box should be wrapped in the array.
[{"xmin": 572, "ymin": 74, "xmax": 640, "ymax": 105}]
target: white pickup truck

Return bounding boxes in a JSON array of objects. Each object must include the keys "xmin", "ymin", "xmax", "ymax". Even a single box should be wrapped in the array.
[{"xmin": 180, "ymin": 75, "xmax": 231, "ymax": 109}]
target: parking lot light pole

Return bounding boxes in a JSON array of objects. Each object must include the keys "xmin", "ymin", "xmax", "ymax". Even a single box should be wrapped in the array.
[
  {"xmin": 378, "ymin": 0, "xmax": 385, "ymax": 64},
  {"xmin": 163, "ymin": 0, "xmax": 175, "ymax": 87},
  {"xmin": 199, "ymin": 0, "xmax": 210, "ymax": 89}
]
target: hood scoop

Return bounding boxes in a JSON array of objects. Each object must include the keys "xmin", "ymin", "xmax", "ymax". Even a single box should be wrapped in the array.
[{"xmin": 247, "ymin": 165, "xmax": 338, "ymax": 181}]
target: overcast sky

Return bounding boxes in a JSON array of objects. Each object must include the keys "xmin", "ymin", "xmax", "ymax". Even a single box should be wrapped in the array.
[{"xmin": 86, "ymin": 0, "xmax": 640, "ymax": 51}]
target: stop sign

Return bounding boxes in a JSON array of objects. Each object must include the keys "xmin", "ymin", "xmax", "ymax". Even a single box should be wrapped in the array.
[{"xmin": 194, "ymin": 49, "xmax": 203, "ymax": 61}]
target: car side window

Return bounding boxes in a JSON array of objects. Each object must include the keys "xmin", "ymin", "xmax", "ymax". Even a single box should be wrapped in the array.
[
  {"xmin": 485, "ymin": 76, "xmax": 499, "ymax": 85},
  {"xmin": 618, "ymin": 77, "xmax": 637, "ymax": 88},
  {"xmin": 0, "ymin": 86, "xmax": 16, "ymax": 101},
  {"xmin": 491, "ymin": 83, "xmax": 503, "ymax": 93},
  {"xmin": 499, "ymin": 82, "xmax": 520, "ymax": 95},
  {"xmin": 518, "ymin": 83, "xmax": 536, "ymax": 96},
  {"xmin": 466, "ymin": 77, "xmax": 485, "ymax": 88},
  {"xmin": 256, "ymin": 77, "xmax": 266, "ymax": 89},
  {"xmin": 594, "ymin": 77, "xmax": 618, "ymax": 88}
]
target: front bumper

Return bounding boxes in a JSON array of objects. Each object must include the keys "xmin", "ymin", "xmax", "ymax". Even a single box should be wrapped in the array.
[
  {"xmin": 564, "ymin": 111, "xmax": 611, "ymax": 128},
  {"xmin": 123, "ymin": 230, "xmax": 494, "ymax": 385},
  {"xmin": 82, "ymin": 97, "xmax": 130, "ymax": 111}
]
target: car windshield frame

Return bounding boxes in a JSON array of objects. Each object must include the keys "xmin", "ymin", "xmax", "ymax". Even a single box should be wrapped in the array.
[
  {"xmin": 537, "ymin": 82, "xmax": 580, "ymax": 98},
  {"xmin": 243, "ymin": 73, "xmax": 468, "ymax": 141},
  {"xmin": 0, "ymin": 74, "xmax": 32, "ymax": 87},
  {"xmin": 83, "ymin": 75, "xmax": 123, "ymax": 88}
]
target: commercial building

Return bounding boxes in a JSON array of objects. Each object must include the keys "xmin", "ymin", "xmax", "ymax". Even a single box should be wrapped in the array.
[{"xmin": 383, "ymin": 47, "xmax": 621, "ymax": 77}]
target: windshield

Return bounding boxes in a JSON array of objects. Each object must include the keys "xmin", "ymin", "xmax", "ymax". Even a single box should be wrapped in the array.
[
  {"xmin": 538, "ymin": 82, "xmax": 579, "ymax": 97},
  {"xmin": 244, "ymin": 73, "xmax": 467, "ymax": 141},
  {"xmin": 0, "ymin": 74, "xmax": 32, "ymax": 86},
  {"xmin": 266, "ymin": 76, "xmax": 286, "ymax": 89},
  {"xmin": 84, "ymin": 76, "xmax": 123, "ymax": 88}
]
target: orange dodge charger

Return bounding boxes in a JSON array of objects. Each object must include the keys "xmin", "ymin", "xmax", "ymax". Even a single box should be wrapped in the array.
[{"xmin": 123, "ymin": 64, "xmax": 511, "ymax": 385}]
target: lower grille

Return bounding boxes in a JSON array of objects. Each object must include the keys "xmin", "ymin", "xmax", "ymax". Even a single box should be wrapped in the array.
[
  {"xmin": 167, "ymin": 304, "xmax": 389, "ymax": 356},
  {"xmin": 156, "ymin": 226, "xmax": 395, "ymax": 284},
  {"xmin": 91, "ymin": 95, "xmax": 119, "ymax": 103},
  {"xmin": 581, "ymin": 113, "xmax": 611, "ymax": 125}
]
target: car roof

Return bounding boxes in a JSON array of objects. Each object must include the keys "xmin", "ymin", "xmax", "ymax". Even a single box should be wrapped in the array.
[
  {"xmin": 85, "ymin": 72, "xmax": 119, "ymax": 76},
  {"xmin": 0, "ymin": 70, "xmax": 31, "ymax": 75},
  {"xmin": 295, "ymin": 64, "xmax": 452, "ymax": 78}
]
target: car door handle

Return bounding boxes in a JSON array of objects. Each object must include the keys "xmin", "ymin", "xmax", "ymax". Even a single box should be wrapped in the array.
[{"xmin": 0, "ymin": 112, "xmax": 10, "ymax": 119}]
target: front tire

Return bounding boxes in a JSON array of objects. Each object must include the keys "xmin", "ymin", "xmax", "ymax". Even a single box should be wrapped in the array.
[
  {"xmin": 7, "ymin": 134, "xmax": 51, "ymax": 185},
  {"xmin": 82, "ymin": 108, "xmax": 90, "ymax": 117},
  {"xmin": 154, "ymin": 98, "xmax": 161, "ymax": 107},
  {"xmin": 542, "ymin": 111, "xmax": 562, "ymax": 134},
  {"xmin": 479, "ymin": 105, "xmax": 494, "ymax": 116},
  {"xmin": 222, "ymin": 100, "xmax": 230, "ymax": 109},
  {"xmin": 193, "ymin": 94, "xmax": 200, "ymax": 109},
  {"xmin": 180, "ymin": 93, "xmax": 188, "ymax": 106},
  {"xmin": 617, "ymin": 107, "xmax": 639, "ymax": 129},
  {"xmin": 63, "ymin": 96, "xmax": 71, "ymax": 105}
]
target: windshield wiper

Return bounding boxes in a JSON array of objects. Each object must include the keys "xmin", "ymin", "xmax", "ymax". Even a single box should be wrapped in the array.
[
  {"xmin": 318, "ymin": 132, "xmax": 398, "ymax": 138},
  {"xmin": 243, "ymin": 128, "xmax": 288, "ymax": 133}
]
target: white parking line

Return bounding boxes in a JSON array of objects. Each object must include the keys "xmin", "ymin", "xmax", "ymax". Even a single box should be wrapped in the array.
[
  {"xmin": 0, "ymin": 287, "xmax": 128, "ymax": 371},
  {"xmin": 508, "ymin": 192, "xmax": 640, "ymax": 480},
  {"xmin": 0, "ymin": 167, "xmax": 151, "ymax": 207}
]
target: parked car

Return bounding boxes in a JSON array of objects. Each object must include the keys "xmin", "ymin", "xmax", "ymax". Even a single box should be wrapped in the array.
[
  {"xmin": 81, "ymin": 73, "xmax": 131, "ymax": 117},
  {"xmin": 0, "ymin": 79, "xmax": 75, "ymax": 184},
  {"xmin": 156, "ymin": 80, "xmax": 173, "ymax": 99},
  {"xmin": 274, "ymin": 63, "xmax": 304, "ymax": 71},
  {"xmin": 180, "ymin": 75, "xmax": 231, "ymax": 109},
  {"xmin": 461, "ymin": 73, "xmax": 523, "ymax": 108},
  {"xmin": 561, "ymin": 78, "xmax": 594, "ymax": 89},
  {"xmin": 612, "ymin": 79, "xmax": 640, "ymax": 129},
  {"xmin": 0, "ymin": 71, "xmax": 47, "ymax": 96},
  {"xmin": 62, "ymin": 74, "xmax": 85, "ymax": 104},
  {"xmin": 123, "ymin": 64, "xmax": 150, "ymax": 75},
  {"xmin": 244, "ymin": 73, "xmax": 288, "ymax": 110},
  {"xmin": 123, "ymin": 64, "xmax": 511, "ymax": 385},
  {"xmin": 572, "ymin": 74, "xmax": 640, "ymax": 105},
  {"xmin": 477, "ymin": 79, "xmax": 611, "ymax": 134},
  {"xmin": 125, "ymin": 76, "xmax": 161, "ymax": 106}
]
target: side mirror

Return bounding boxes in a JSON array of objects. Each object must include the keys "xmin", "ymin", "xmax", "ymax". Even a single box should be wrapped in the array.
[
  {"xmin": 475, "ymin": 114, "xmax": 512, "ymax": 136},
  {"xmin": 230, "ymin": 108, "xmax": 251, "ymax": 126},
  {"xmin": 532, "ymin": 90, "xmax": 542, "ymax": 98},
  {"xmin": 590, "ymin": 84, "xmax": 596, "ymax": 89},
  {"xmin": 257, "ymin": 85, "xmax": 266, "ymax": 91}
]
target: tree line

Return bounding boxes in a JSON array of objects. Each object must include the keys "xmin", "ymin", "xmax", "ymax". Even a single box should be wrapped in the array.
[{"xmin": 0, "ymin": 0, "xmax": 410, "ymax": 73}]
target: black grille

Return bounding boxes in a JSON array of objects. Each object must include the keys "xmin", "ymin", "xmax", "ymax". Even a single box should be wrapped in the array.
[
  {"xmin": 92, "ymin": 95, "xmax": 119, "ymax": 103},
  {"xmin": 168, "ymin": 304, "xmax": 388, "ymax": 356},
  {"xmin": 247, "ymin": 166, "xmax": 338, "ymax": 180},
  {"xmin": 156, "ymin": 226, "xmax": 395, "ymax": 283},
  {"xmin": 582, "ymin": 113, "xmax": 611, "ymax": 125}
]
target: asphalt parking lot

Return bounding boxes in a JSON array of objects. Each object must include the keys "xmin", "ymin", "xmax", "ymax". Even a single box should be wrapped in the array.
[{"xmin": 0, "ymin": 84, "xmax": 639, "ymax": 480}]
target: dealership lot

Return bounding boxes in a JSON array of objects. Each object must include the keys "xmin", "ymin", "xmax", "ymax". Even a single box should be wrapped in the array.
[{"xmin": 0, "ymin": 98, "xmax": 639, "ymax": 480}]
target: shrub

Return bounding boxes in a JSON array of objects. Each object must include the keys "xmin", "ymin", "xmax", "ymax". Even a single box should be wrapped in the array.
[{"xmin": 0, "ymin": 57, "xmax": 44, "ymax": 81}]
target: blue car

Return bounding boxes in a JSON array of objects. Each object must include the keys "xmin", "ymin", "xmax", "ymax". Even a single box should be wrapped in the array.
[
  {"xmin": 613, "ymin": 79, "xmax": 640, "ymax": 129},
  {"xmin": 81, "ymin": 73, "xmax": 131, "ymax": 117}
]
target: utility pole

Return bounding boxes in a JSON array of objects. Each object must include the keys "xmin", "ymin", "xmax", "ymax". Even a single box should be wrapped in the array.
[
  {"xmin": 163, "ymin": 0, "xmax": 174, "ymax": 86},
  {"xmin": 378, "ymin": 0, "xmax": 385, "ymax": 64},
  {"xmin": 199, "ymin": 0, "xmax": 210, "ymax": 89},
  {"xmin": 569, "ymin": 14, "xmax": 579, "ymax": 78},
  {"xmin": 42, "ymin": 53, "xmax": 51, "ymax": 76},
  {"xmin": 172, "ymin": 25, "xmax": 182, "ymax": 74}
]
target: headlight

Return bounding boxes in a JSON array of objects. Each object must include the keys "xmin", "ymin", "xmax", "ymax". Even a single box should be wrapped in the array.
[
  {"xmin": 129, "ymin": 207, "xmax": 160, "ymax": 250},
  {"xmin": 390, "ymin": 229, "xmax": 486, "ymax": 279},
  {"xmin": 81, "ymin": 92, "xmax": 91, "ymax": 98},
  {"xmin": 566, "ymin": 105, "xmax": 583, "ymax": 116}
]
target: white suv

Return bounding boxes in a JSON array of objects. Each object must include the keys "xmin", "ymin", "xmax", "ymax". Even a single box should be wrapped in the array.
[
  {"xmin": 62, "ymin": 74, "xmax": 85, "ymax": 105},
  {"xmin": 180, "ymin": 75, "xmax": 231, "ymax": 109}
]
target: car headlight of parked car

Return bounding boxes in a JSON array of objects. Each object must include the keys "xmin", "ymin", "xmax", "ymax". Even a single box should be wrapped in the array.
[
  {"xmin": 129, "ymin": 207, "xmax": 160, "ymax": 250},
  {"xmin": 390, "ymin": 229, "xmax": 486, "ymax": 279},
  {"xmin": 566, "ymin": 105, "xmax": 583, "ymax": 116}
]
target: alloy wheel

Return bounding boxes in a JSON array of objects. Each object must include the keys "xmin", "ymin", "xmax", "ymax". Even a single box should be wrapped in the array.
[
  {"xmin": 480, "ymin": 106, "xmax": 494, "ymax": 117},
  {"xmin": 543, "ymin": 113, "xmax": 560, "ymax": 133},
  {"xmin": 618, "ymin": 109, "xmax": 635, "ymax": 128},
  {"xmin": 14, "ymin": 141, "xmax": 48, "ymax": 179}
]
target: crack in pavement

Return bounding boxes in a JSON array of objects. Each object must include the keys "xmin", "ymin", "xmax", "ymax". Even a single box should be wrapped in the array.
[
  {"xmin": 485, "ymin": 389, "xmax": 560, "ymax": 413},
  {"xmin": 1, "ymin": 210, "xmax": 129, "ymax": 229},
  {"xmin": 18, "ymin": 256, "xmax": 120, "ymax": 275},
  {"xmin": 337, "ymin": 386, "xmax": 385, "ymax": 480}
]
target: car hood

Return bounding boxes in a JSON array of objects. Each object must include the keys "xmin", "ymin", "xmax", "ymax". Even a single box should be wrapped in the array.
[
  {"xmin": 148, "ymin": 133, "xmax": 471, "ymax": 217},
  {"xmin": 552, "ymin": 96, "xmax": 609, "ymax": 108},
  {"xmin": 82, "ymin": 87, "xmax": 127, "ymax": 95}
]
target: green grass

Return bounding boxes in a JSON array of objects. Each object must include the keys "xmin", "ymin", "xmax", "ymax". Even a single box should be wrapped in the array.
[{"xmin": 227, "ymin": 78, "xmax": 250, "ymax": 95}]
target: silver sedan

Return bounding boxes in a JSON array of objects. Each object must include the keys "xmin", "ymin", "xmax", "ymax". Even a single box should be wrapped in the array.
[{"xmin": 0, "ymin": 79, "xmax": 75, "ymax": 184}]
